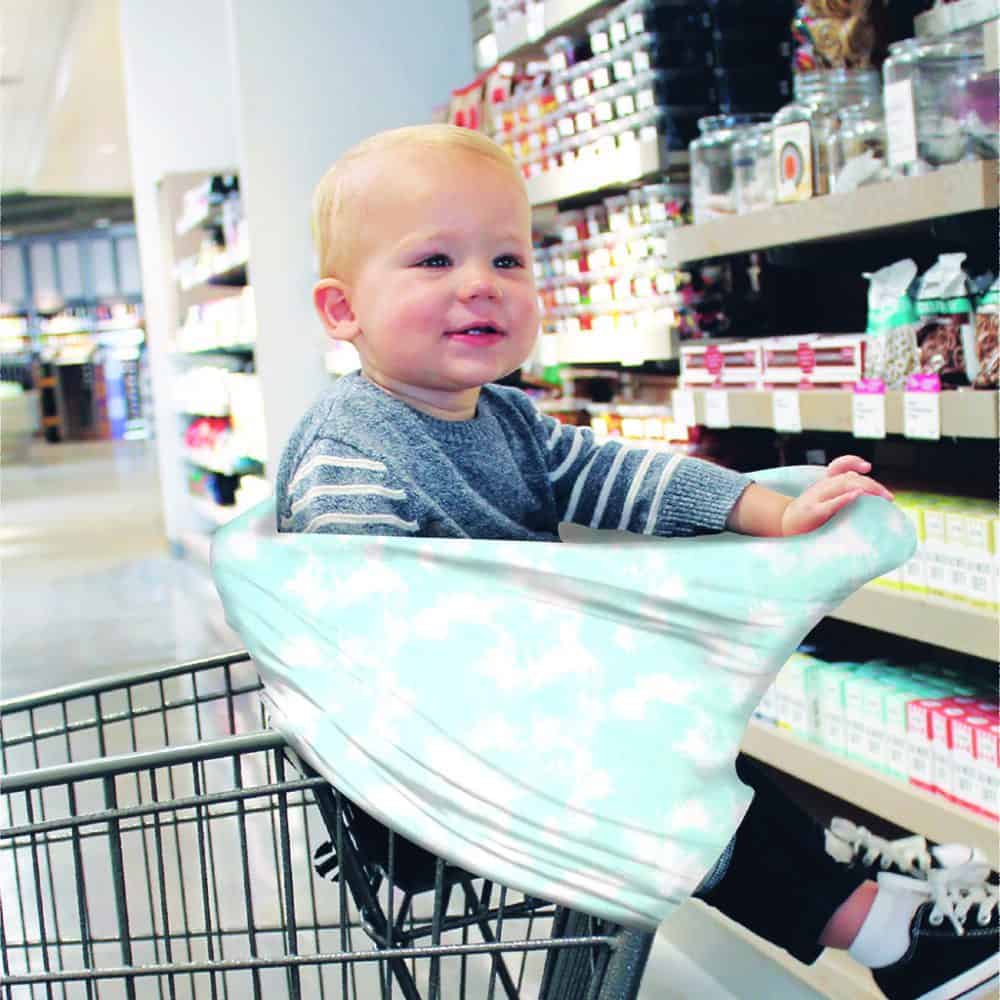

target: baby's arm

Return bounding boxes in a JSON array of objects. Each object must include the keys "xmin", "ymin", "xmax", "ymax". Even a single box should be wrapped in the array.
[
  {"xmin": 279, "ymin": 439, "xmax": 423, "ymax": 536},
  {"xmin": 726, "ymin": 456, "xmax": 894, "ymax": 538}
]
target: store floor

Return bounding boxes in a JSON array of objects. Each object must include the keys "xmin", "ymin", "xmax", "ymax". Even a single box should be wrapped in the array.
[
  {"xmin": 1, "ymin": 438, "xmax": 849, "ymax": 998},
  {"xmin": 1, "ymin": 438, "xmax": 240, "ymax": 699}
]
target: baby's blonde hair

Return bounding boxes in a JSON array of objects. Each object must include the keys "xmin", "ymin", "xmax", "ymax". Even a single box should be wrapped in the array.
[{"xmin": 311, "ymin": 124, "xmax": 526, "ymax": 281}]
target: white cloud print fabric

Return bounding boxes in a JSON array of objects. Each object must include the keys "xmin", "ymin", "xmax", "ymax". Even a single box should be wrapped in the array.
[{"xmin": 211, "ymin": 465, "xmax": 915, "ymax": 929}]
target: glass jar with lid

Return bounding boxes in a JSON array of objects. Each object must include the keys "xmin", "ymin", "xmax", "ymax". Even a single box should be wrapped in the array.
[
  {"xmin": 882, "ymin": 30, "xmax": 984, "ymax": 177},
  {"xmin": 771, "ymin": 69, "xmax": 881, "ymax": 202},
  {"xmin": 690, "ymin": 114, "xmax": 771, "ymax": 223},
  {"xmin": 827, "ymin": 99, "xmax": 888, "ymax": 193},
  {"xmin": 733, "ymin": 123, "xmax": 775, "ymax": 214}
]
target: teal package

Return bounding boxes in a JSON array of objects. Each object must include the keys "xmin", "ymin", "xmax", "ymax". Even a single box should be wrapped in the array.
[{"xmin": 211, "ymin": 465, "xmax": 915, "ymax": 930}]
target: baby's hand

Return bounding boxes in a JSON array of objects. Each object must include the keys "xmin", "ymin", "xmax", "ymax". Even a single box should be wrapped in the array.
[{"xmin": 780, "ymin": 456, "xmax": 894, "ymax": 537}]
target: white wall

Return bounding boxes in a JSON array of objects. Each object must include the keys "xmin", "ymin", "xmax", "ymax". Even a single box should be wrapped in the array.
[
  {"xmin": 227, "ymin": 0, "xmax": 475, "ymax": 471},
  {"xmin": 119, "ymin": 0, "xmax": 241, "ymax": 546}
]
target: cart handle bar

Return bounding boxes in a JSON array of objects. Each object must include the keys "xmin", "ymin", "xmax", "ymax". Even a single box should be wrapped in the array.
[
  {"xmin": 0, "ymin": 650, "xmax": 252, "ymax": 714},
  {"xmin": 0, "ymin": 730, "xmax": 285, "ymax": 793}
]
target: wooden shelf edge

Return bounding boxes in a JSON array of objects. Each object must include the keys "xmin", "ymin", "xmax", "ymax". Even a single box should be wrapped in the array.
[
  {"xmin": 669, "ymin": 161, "xmax": 998, "ymax": 264},
  {"xmin": 741, "ymin": 721, "xmax": 999, "ymax": 867},
  {"xmin": 686, "ymin": 387, "xmax": 998, "ymax": 440},
  {"xmin": 830, "ymin": 586, "xmax": 998, "ymax": 661}
]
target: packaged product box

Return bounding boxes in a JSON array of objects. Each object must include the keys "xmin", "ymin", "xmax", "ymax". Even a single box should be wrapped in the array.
[
  {"xmin": 906, "ymin": 696, "xmax": 947, "ymax": 793},
  {"xmin": 844, "ymin": 668, "xmax": 878, "ymax": 769},
  {"xmin": 680, "ymin": 342, "xmax": 725, "ymax": 386},
  {"xmin": 774, "ymin": 651, "xmax": 819, "ymax": 740},
  {"xmin": 884, "ymin": 679, "xmax": 931, "ymax": 781},
  {"xmin": 762, "ymin": 334, "xmax": 867, "ymax": 388},
  {"xmin": 920, "ymin": 498, "xmax": 954, "ymax": 602},
  {"xmin": 928, "ymin": 701, "xmax": 969, "ymax": 802},
  {"xmin": 951, "ymin": 710, "xmax": 995, "ymax": 815},
  {"xmin": 718, "ymin": 341, "xmax": 764, "ymax": 385},
  {"xmin": 944, "ymin": 504, "xmax": 974, "ymax": 606},
  {"xmin": 965, "ymin": 502, "xmax": 998, "ymax": 611},
  {"xmin": 973, "ymin": 721, "xmax": 1000, "ymax": 820},
  {"xmin": 815, "ymin": 661, "xmax": 858, "ymax": 756},
  {"xmin": 895, "ymin": 492, "xmax": 928, "ymax": 597}
]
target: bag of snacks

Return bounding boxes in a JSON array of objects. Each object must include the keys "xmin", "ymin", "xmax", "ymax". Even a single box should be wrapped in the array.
[
  {"xmin": 914, "ymin": 252, "xmax": 973, "ymax": 387},
  {"xmin": 863, "ymin": 258, "xmax": 920, "ymax": 389},
  {"xmin": 971, "ymin": 275, "xmax": 999, "ymax": 388}
]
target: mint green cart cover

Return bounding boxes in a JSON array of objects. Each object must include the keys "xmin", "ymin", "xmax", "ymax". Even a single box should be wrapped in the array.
[{"xmin": 211, "ymin": 465, "xmax": 914, "ymax": 929}]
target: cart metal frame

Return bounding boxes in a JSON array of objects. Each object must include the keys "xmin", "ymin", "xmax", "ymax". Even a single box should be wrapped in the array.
[{"xmin": 1, "ymin": 652, "xmax": 653, "ymax": 999}]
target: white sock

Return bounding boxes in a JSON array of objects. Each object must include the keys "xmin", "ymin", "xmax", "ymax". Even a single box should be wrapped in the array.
[{"xmin": 847, "ymin": 873, "xmax": 926, "ymax": 969}]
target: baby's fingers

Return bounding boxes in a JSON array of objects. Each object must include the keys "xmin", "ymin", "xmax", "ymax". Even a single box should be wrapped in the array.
[
  {"xmin": 827, "ymin": 455, "xmax": 871, "ymax": 477},
  {"xmin": 822, "ymin": 472, "xmax": 894, "ymax": 502}
]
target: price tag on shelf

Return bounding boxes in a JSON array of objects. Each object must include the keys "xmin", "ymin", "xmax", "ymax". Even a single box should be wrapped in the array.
[
  {"xmin": 772, "ymin": 390, "xmax": 802, "ymax": 433},
  {"xmin": 704, "ymin": 389, "xmax": 731, "ymax": 429},
  {"xmin": 852, "ymin": 378, "xmax": 887, "ymax": 439},
  {"xmin": 672, "ymin": 388, "xmax": 696, "ymax": 428},
  {"xmin": 903, "ymin": 373, "xmax": 941, "ymax": 440}
]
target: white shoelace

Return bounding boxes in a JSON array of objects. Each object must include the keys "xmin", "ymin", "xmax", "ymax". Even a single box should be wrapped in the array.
[
  {"xmin": 826, "ymin": 818, "xmax": 934, "ymax": 876},
  {"xmin": 878, "ymin": 864, "xmax": 999, "ymax": 936}
]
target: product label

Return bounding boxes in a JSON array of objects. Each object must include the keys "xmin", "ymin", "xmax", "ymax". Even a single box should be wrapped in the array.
[
  {"xmin": 571, "ymin": 76, "xmax": 591, "ymax": 101},
  {"xmin": 774, "ymin": 121, "xmax": 814, "ymax": 203},
  {"xmin": 592, "ymin": 66, "xmax": 612, "ymax": 90},
  {"xmin": 704, "ymin": 389, "xmax": 731, "ymax": 428},
  {"xmin": 633, "ymin": 50, "xmax": 651, "ymax": 73},
  {"xmin": 627, "ymin": 12, "xmax": 646, "ymax": 35},
  {"xmin": 554, "ymin": 83, "xmax": 570, "ymax": 104},
  {"xmin": 705, "ymin": 345, "xmax": 724, "ymax": 375},
  {"xmin": 852, "ymin": 378, "xmax": 887, "ymax": 439},
  {"xmin": 904, "ymin": 372, "xmax": 942, "ymax": 440},
  {"xmin": 594, "ymin": 100, "xmax": 614, "ymax": 124},
  {"xmin": 636, "ymin": 88, "xmax": 655, "ymax": 112},
  {"xmin": 614, "ymin": 58, "xmax": 634, "ymax": 81},
  {"xmin": 885, "ymin": 79, "xmax": 918, "ymax": 168},
  {"xmin": 672, "ymin": 388, "xmax": 696, "ymax": 427},
  {"xmin": 610, "ymin": 20, "xmax": 628, "ymax": 45},
  {"xmin": 574, "ymin": 110, "xmax": 594, "ymax": 133},
  {"xmin": 772, "ymin": 390, "xmax": 802, "ymax": 433},
  {"xmin": 616, "ymin": 93, "xmax": 637, "ymax": 118},
  {"xmin": 591, "ymin": 31, "xmax": 610, "ymax": 55}
]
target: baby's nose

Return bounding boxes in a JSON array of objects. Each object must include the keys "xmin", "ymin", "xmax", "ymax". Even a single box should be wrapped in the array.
[{"xmin": 458, "ymin": 267, "xmax": 502, "ymax": 301}]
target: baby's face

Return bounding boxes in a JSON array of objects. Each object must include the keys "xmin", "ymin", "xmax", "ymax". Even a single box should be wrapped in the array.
[{"xmin": 346, "ymin": 147, "xmax": 539, "ymax": 413}]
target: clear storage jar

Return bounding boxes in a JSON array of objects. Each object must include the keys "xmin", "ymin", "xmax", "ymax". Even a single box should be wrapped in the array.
[
  {"xmin": 732, "ymin": 123, "xmax": 775, "ymax": 214},
  {"xmin": 771, "ymin": 69, "xmax": 881, "ymax": 201},
  {"xmin": 827, "ymin": 99, "xmax": 888, "ymax": 193},
  {"xmin": 882, "ymin": 31, "xmax": 984, "ymax": 176},
  {"xmin": 955, "ymin": 69, "xmax": 999, "ymax": 161},
  {"xmin": 690, "ymin": 114, "xmax": 771, "ymax": 223}
]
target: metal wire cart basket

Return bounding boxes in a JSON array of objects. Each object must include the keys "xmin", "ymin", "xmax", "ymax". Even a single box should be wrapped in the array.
[{"xmin": 1, "ymin": 651, "xmax": 654, "ymax": 999}]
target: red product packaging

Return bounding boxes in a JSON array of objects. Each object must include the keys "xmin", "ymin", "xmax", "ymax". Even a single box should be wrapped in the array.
[
  {"xmin": 929, "ymin": 702, "xmax": 967, "ymax": 802},
  {"xmin": 906, "ymin": 698, "xmax": 944, "ymax": 793},
  {"xmin": 763, "ymin": 334, "xmax": 868, "ymax": 389},
  {"xmin": 949, "ymin": 709, "xmax": 993, "ymax": 814},
  {"xmin": 973, "ymin": 722, "xmax": 1000, "ymax": 821}
]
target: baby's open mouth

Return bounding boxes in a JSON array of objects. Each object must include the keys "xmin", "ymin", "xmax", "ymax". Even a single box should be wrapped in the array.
[{"xmin": 445, "ymin": 323, "xmax": 504, "ymax": 337}]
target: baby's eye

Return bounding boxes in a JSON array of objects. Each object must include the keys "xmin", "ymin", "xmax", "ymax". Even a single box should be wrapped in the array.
[
  {"xmin": 416, "ymin": 254, "xmax": 451, "ymax": 268},
  {"xmin": 494, "ymin": 254, "xmax": 524, "ymax": 269}
]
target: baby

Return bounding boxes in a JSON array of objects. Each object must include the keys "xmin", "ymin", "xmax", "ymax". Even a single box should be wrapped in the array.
[{"xmin": 276, "ymin": 124, "xmax": 996, "ymax": 1000}]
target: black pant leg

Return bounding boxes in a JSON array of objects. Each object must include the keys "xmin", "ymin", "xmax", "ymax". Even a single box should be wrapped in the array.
[{"xmin": 693, "ymin": 753, "xmax": 868, "ymax": 965}]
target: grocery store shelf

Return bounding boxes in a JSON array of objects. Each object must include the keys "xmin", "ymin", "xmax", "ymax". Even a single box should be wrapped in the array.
[
  {"xmin": 552, "ymin": 324, "xmax": 678, "ymax": 365},
  {"xmin": 668, "ymin": 161, "xmax": 998, "ymax": 264},
  {"xmin": 526, "ymin": 137, "xmax": 686, "ymax": 206},
  {"xmin": 830, "ymin": 586, "xmax": 998, "ymax": 661},
  {"xmin": 915, "ymin": 0, "xmax": 996, "ymax": 36},
  {"xmin": 741, "ymin": 721, "xmax": 999, "ymax": 868},
  {"xmin": 495, "ymin": 0, "xmax": 605, "ymax": 61},
  {"xmin": 661, "ymin": 900, "xmax": 881, "ymax": 1000},
  {"xmin": 685, "ymin": 387, "xmax": 998, "ymax": 440}
]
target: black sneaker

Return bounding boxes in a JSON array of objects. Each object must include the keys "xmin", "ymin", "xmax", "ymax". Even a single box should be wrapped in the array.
[
  {"xmin": 871, "ymin": 866, "xmax": 999, "ymax": 1000},
  {"xmin": 825, "ymin": 818, "xmax": 984, "ymax": 881}
]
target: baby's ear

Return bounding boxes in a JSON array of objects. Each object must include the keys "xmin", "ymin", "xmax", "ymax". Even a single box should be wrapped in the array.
[{"xmin": 314, "ymin": 279, "xmax": 359, "ymax": 342}]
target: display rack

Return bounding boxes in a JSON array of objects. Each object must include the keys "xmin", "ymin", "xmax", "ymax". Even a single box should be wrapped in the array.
[
  {"xmin": 666, "ymin": 160, "xmax": 998, "ymax": 264},
  {"xmin": 830, "ymin": 587, "xmax": 997, "ymax": 661},
  {"xmin": 741, "ymin": 721, "xmax": 999, "ymax": 867},
  {"xmin": 495, "ymin": 0, "xmax": 607, "ymax": 61},
  {"xmin": 158, "ymin": 171, "xmax": 265, "ymax": 557},
  {"xmin": 679, "ymin": 386, "xmax": 997, "ymax": 440}
]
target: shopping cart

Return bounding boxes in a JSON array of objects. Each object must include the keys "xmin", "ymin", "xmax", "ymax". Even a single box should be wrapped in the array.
[{"xmin": 1, "ymin": 651, "xmax": 654, "ymax": 999}]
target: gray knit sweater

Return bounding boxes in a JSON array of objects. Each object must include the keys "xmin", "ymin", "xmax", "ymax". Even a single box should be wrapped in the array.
[{"xmin": 275, "ymin": 372, "xmax": 751, "ymax": 541}]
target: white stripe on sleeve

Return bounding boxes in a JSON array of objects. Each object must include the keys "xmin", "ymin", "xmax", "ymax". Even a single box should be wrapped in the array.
[
  {"xmin": 303, "ymin": 512, "xmax": 419, "ymax": 533},
  {"xmin": 289, "ymin": 454, "xmax": 387, "ymax": 493},
  {"xmin": 290, "ymin": 484, "xmax": 407, "ymax": 517},
  {"xmin": 617, "ymin": 449, "xmax": 657, "ymax": 530},
  {"xmin": 548, "ymin": 428, "xmax": 584, "ymax": 483},
  {"xmin": 642, "ymin": 453, "xmax": 684, "ymax": 534},
  {"xmin": 562, "ymin": 451, "xmax": 599, "ymax": 523},
  {"xmin": 589, "ymin": 443, "xmax": 634, "ymax": 528}
]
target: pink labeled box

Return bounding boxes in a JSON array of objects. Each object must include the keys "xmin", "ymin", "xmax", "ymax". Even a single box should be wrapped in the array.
[
  {"xmin": 762, "ymin": 334, "xmax": 867, "ymax": 389},
  {"xmin": 929, "ymin": 702, "xmax": 968, "ymax": 802},
  {"xmin": 951, "ymin": 710, "xmax": 996, "ymax": 816},
  {"xmin": 680, "ymin": 341, "xmax": 764, "ymax": 387},
  {"xmin": 973, "ymin": 721, "xmax": 999, "ymax": 821},
  {"xmin": 906, "ymin": 697, "xmax": 943, "ymax": 794}
]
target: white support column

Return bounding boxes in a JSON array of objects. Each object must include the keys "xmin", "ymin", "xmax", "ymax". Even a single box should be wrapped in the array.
[
  {"xmin": 226, "ymin": 0, "xmax": 475, "ymax": 472},
  {"xmin": 119, "ymin": 0, "xmax": 241, "ymax": 547}
]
